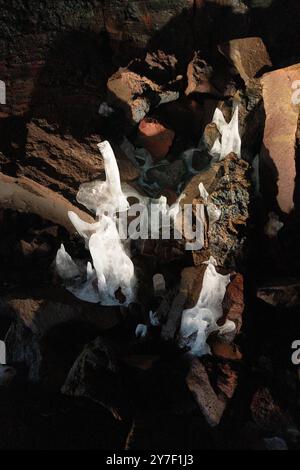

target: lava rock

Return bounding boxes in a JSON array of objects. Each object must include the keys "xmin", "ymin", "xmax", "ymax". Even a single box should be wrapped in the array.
[
  {"xmin": 260, "ymin": 64, "xmax": 300, "ymax": 214},
  {"xmin": 137, "ymin": 118, "xmax": 175, "ymax": 161}
]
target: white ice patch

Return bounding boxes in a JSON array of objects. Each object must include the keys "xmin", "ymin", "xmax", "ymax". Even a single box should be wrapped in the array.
[
  {"xmin": 210, "ymin": 106, "xmax": 241, "ymax": 161},
  {"xmin": 135, "ymin": 324, "xmax": 148, "ymax": 338},
  {"xmin": 179, "ymin": 259, "xmax": 234, "ymax": 356},
  {"xmin": 149, "ymin": 311, "xmax": 160, "ymax": 326}
]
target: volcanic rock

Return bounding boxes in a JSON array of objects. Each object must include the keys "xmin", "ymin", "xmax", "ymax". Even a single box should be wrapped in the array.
[
  {"xmin": 4, "ymin": 289, "xmax": 123, "ymax": 384},
  {"xmin": 62, "ymin": 336, "xmax": 130, "ymax": 420},
  {"xmin": 182, "ymin": 153, "xmax": 250, "ymax": 269},
  {"xmin": 186, "ymin": 357, "xmax": 238, "ymax": 427},
  {"xmin": 137, "ymin": 118, "xmax": 175, "ymax": 161},
  {"xmin": 185, "ymin": 52, "xmax": 215, "ymax": 95},
  {"xmin": 107, "ymin": 67, "xmax": 179, "ymax": 125},
  {"xmin": 260, "ymin": 64, "xmax": 300, "ymax": 214},
  {"xmin": 250, "ymin": 387, "xmax": 293, "ymax": 433},
  {"xmin": 219, "ymin": 37, "xmax": 272, "ymax": 84},
  {"xmin": 0, "ymin": 172, "xmax": 94, "ymax": 234}
]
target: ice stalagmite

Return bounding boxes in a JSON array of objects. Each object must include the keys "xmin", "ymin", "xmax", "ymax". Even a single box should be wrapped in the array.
[
  {"xmin": 210, "ymin": 105, "xmax": 241, "ymax": 161},
  {"xmin": 56, "ymin": 141, "xmax": 136, "ymax": 306},
  {"xmin": 179, "ymin": 258, "xmax": 235, "ymax": 356}
]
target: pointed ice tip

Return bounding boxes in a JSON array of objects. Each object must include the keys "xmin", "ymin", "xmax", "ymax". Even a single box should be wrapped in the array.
[{"xmin": 97, "ymin": 140, "xmax": 110, "ymax": 152}]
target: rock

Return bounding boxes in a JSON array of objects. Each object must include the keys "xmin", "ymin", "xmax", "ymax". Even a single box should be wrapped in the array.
[
  {"xmin": 62, "ymin": 336, "xmax": 130, "ymax": 420},
  {"xmin": 260, "ymin": 64, "xmax": 300, "ymax": 214},
  {"xmin": 219, "ymin": 37, "xmax": 272, "ymax": 84},
  {"xmin": 107, "ymin": 67, "xmax": 179, "ymax": 125},
  {"xmin": 250, "ymin": 387, "xmax": 293, "ymax": 433},
  {"xmin": 0, "ymin": 172, "xmax": 94, "ymax": 234},
  {"xmin": 4, "ymin": 289, "xmax": 123, "ymax": 384},
  {"xmin": 221, "ymin": 273, "xmax": 244, "ymax": 333},
  {"xmin": 185, "ymin": 52, "xmax": 215, "ymax": 95},
  {"xmin": 137, "ymin": 118, "xmax": 175, "ymax": 161},
  {"xmin": 263, "ymin": 437, "xmax": 288, "ymax": 450},
  {"xmin": 160, "ymin": 265, "xmax": 207, "ymax": 341},
  {"xmin": 0, "ymin": 365, "xmax": 16, "ymax": 386},
  {"xmin": 186, "ymin": 357, "xmax": 238, "ymax": 427},
  {"xmin": 147, "ymin": 159, "xmax": 186, "ymax": 189},
  {"xmin": 182, "ymin": 154, "xmax": 250, "ymax": 269},
  {"xmin": 104, "ymin": 0, "xmax": 195, "ymax": 63},
  {"xmin": 144, "ymin": 50, "xmax": 179, "ymax": 84},
  {"xmin": 210, "ymin": 341, "xmax": 242, "ymax": 361},
  {"xmin": 4, "ymin": 289, "xmax": 122, "ymax": 337},
  {"xmin": 257, "ymin": 279, "xmax": 300, "ymax": 307}
]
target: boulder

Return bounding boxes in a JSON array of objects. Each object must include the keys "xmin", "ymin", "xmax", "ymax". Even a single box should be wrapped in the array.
[
  {"xmin": 260, "ymin": 64, "xmax": 300, "ymax": 214},
  {"xmin": 4, "ymin": 289, "xmax": 123, "ymax": 384},
  {"xmin": 61, "ymin": 336, "xmax": 130, "ymax": 420},
  {"xmin": 182, "ymin": 154, "xmax": 250, "ymax": 269},
  {"xmin": 219, "ymin": 37, "xmax": 272, "ymax": 84},
  {"xmin": 186, "ymin": 357, "xmax": 238, "ymax": 427},
  {"xmin": 107, "ymin": 67, "xmax": 179, "ymax": 125}
]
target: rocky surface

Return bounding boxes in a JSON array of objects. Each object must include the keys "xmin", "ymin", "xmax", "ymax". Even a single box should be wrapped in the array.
[{"xmin": 0, "ymin": 0, "xmax": 300, "ymax": 452}]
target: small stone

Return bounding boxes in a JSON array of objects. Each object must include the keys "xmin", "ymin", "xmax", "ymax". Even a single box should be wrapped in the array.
[{"xmin": 137, "ymin": 118, "xmax": 175, "ymax": 161}]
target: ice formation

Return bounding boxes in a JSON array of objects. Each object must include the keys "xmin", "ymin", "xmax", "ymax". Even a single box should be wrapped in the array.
[
  {"xmin": 210, "ymin": 105, "xmax": 241, "ymax": 161},
  {"xmin": 179, "ymin": 258, "xmax": 235, "ymax": 356},
  {"xmin": 135, "ymin": 324, "xmax": 148, "ymax": 338},
  {"xmin": 198, "ymin": 183, "xmax": 221, "ymax": 226},
  {"xmin": 76, "ymin": 141, "xmax": 129, "ymax": 216},
  {"xmin": 0, "ymin": 340, "xmax": 6, "ymax": 364},
  {"xmin": 56, "ymin": 141, "xmax": 136, "ymax": 306}
]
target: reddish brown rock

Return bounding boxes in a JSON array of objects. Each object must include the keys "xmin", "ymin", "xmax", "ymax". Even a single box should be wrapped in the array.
[
  {"xmin": 137, "ymin": 118, "xmax": 175, "ymax": 161},
  {"xmin": 261, "ymin": 64, "xmax": 300, "ymax": 214},
  {"xmin": 185, "ymin": 51, "xmax": 216, "ymax": 95},
  {"xmin": 219, "ymin": 37, "xmax": 272, "ymax": 83},
  {"xmin": 107, "ymin": 68, "xmax": 178, "ymax": 125},
  {"xmin": 251, "ymin": 388, "xmax": 293, "ymax": 433},
  {"xmin": 186, "ymin": 357, "xmax": 238, "ymax": 427},
  {"xmin": 210, "ymin": 340, "xmax": 242, "ymax": 361},
  {"xmin": 221, "ymin": 273, "xmax": 244, "ymax": 333}
]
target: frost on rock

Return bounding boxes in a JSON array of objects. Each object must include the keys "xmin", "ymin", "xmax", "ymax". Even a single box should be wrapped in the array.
[
  {"xmin": 198, "ymin": 183, "xmax": 221, "ymax": 227},
  {"xmin": 210, "ymin": 106, "xmax": 241, "ymax": 161},
  {"xmin": 179, "ymin": 259, "xmax": 234, "ymax": 356},
  {"xmin": 56, "ymin": 140, "xmax": 136, "ymax": 306}
]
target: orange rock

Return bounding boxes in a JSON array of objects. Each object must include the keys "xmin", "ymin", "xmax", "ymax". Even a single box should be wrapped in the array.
[
  {"xmin": 137, "ymin": 118, "xmax": 175, "ymax": 161},
  {"xmin": 261, "ymin": 64, "xmax": 300, "ymax": 214}
]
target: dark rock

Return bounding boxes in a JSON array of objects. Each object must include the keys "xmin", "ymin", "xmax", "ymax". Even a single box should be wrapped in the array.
[
  {"xmin": 186, "ymin": 357, "xmax": 238, "ymax": 427},
  {"xmin": 218, "ymin": 37, "xmax": 272, "ymax": 84},
  {"xmin": 62, "ymin": 336, "xmax": 130, "ymax": 420}
]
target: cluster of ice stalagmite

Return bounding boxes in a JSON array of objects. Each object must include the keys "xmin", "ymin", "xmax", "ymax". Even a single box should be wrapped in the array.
[
  {"xmin": 210, "ymin": 105, "xmax": 241, "ymax": 161},
  {"xmin": 179, "ymin": 258, "xmax": 236, "ymax": 357},
  {"xmin": 56, "ymin": 141, "xmax": 136, "ymax": 306}
]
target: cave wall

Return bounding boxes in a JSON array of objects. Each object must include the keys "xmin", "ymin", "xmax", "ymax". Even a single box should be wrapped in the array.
[{"xmin": 0, "ymin": 0, "xmax": 300, "ymax": 121}]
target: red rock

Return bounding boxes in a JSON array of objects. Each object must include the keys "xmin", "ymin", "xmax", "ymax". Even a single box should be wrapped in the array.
[
  {"xmin": 219, "ymin": 37, "xmax": 272, "ymax": 83},
  {"xmin": 185, "ymin": 51, "xmax": 216, "ymax": 95},
  {"xmin": 261, "ymin": 64, "xmax": 300, "ymax": 214},
  {"xmin": 221, "ymin": 273, "xmax": 244, "ymax": 333},
  {"xmin": 137, "ymin": 118, "xmax": 175, "ymax": 161},
  {"xmin": 251, "ymin": 388, "xmax": 293, "ymax": 433}
]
